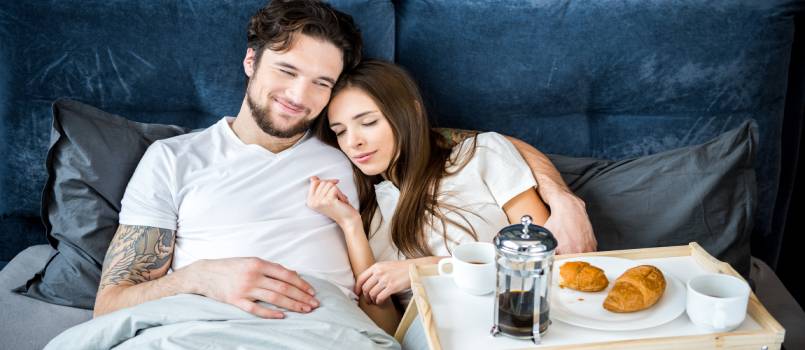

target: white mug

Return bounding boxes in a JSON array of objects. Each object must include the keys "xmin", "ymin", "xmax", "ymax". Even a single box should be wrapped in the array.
[
  {"xmin": 686, "ymin": 274, "xmax": 750, "ymax": 332},
  {"xmin": 437, "ymin": 242, "xmax": 496, "ymax": 295}
]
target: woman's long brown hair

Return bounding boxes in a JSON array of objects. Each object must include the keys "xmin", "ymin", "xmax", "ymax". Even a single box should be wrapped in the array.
[{"xmin": 313, "ymin": 60, "xmax": 478, "ymax": 258}]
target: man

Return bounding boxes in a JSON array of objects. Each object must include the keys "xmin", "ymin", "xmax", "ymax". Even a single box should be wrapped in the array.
[
  {"xmin": 93, "ymin": 0, "xmax": 361, "ymax": 319},
  {"xmin": 94, "ymin": 0, "xmax": 595, "ymax": 324}
]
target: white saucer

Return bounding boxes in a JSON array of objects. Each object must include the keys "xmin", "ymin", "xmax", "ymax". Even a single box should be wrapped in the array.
[{"xmin": 549, "ymin": 256, "xmax": 686, "ymax": 331}]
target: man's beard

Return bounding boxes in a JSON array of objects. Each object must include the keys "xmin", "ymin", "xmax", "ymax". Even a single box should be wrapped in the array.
[{"xmin": 246, "ymin": 93, "xmax": 315, "ymax": 139}]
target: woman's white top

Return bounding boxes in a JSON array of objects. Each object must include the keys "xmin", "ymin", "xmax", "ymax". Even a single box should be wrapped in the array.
[{"xmin": 369, "ymin": 131, "xmax": 538, "ymax": 262}]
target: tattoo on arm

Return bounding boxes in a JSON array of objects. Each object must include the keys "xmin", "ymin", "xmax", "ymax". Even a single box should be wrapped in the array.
[
  {"xmin": 98, "ymin": 225, "xmax": 175, "ymax": 291},
  {"xmin": 435, "ymin": 128, "xmax": 478, "ymax": 147}
]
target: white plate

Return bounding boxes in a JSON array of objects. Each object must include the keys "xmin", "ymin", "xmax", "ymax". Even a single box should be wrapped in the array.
[{"xmin": 549, "ymin": 256, "xmax": 686, "ymax": 331}]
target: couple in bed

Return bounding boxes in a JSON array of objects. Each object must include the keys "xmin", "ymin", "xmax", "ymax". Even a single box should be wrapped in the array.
[{"xmin": 53, "ymin": 0, "xmax": 595, "ymax": 347}]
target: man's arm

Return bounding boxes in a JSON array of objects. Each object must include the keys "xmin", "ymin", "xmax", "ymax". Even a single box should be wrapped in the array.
[
  {"xmin": 94, "ymin": 224, "xmax": 321, "ymax": 318},
  {"xmin": 437, "ymin": 128, "xmax": 597, "ymax": 254},
  {"xmin": 506, "ymin": 136, "xmax": 597, "ymax": 254},
  {"xmin": 94, "ymin": 224, "xmax": 184, "ymax": 317}
]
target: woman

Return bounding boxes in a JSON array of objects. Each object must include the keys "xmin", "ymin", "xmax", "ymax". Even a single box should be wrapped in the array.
[{"xmin": 306, "ymin": 60, "xmax": 550, "ymax": 332}]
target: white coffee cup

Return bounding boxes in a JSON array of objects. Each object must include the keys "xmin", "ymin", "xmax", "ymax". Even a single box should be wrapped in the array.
[
  {"xmin": 437, "ymin": 242, "xmax": 496, "ymax": 295},
  {"xmin": 686, "ymin": 274, "xmax": 750, "ymax": 332}
]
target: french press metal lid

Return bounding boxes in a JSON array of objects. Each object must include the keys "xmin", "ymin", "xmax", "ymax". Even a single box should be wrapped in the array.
[
  {"xmin": 495, "ymin": 215, "xmax": 558, "ymax": 257},
  {"xmin": 491, "ymin": 215, "xmax": 558, "ymax": 344}
]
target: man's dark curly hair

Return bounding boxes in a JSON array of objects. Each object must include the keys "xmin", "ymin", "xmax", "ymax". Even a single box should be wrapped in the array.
[{"xmin": 247, "ymin": 0, "xmax": 363, "ymax": 73}]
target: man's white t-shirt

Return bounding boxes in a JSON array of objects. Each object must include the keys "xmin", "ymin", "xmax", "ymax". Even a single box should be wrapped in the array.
[{"xmin": 119, "ymin": 117, "xmax": 359, "ymax": 298}]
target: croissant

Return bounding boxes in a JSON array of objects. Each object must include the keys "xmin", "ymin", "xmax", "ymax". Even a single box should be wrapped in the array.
[
  {"xmin": 603, "ymin": 265, "xmax": 666, "ymax": 313},
  {"xmin": 559, "ymin": 261, "xmax": 609, "ymax": 292}
]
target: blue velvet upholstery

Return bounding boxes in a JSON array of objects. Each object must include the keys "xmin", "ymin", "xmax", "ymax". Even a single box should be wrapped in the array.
[
  {"xmin": 0, "ymin": 0, "xmax": 394, "ymax": 262},
  {"xmin": 395, "ymin": 0, "xmax": 803, "ymax": 265},
  {"xmin": 0, "ymin": 0, "xmax": 802, "ymax": 271}
]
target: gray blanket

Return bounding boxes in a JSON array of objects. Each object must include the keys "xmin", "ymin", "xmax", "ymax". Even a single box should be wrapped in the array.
[{"xmin": 45, "ymin": 276, "xmax": 400, "ymax": 350}]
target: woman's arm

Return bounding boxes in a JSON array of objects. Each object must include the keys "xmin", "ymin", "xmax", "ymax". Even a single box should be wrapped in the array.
[
  {"xmin": 502, "ymin": 188, "xmax": 550, "ymax": 226},
  {"xmin": 306, "ymin": 177, "xmax": 400, "ymax": 334},
  {"xmin": 337, "ymin": 219, "xmax": 402, "ymax": 335}
]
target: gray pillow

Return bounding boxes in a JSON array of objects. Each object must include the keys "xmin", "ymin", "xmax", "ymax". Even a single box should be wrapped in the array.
[
  {"xmin": 549, "ymin": 120, "xmax": 757, "ymax": 276},
  {"xmin": 15, "ymin": 99, "xmax": 190, "ymax": 309}
]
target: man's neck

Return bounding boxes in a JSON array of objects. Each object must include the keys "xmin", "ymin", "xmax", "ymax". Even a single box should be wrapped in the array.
[{"xmin": 231, "ymin": 100, "xmax": 305, "ymax": 153}]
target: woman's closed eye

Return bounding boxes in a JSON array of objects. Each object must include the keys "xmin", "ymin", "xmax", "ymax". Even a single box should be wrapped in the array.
[{"xmin": 362, "ymin": 120, "xmax": 377, "ymax": 127}]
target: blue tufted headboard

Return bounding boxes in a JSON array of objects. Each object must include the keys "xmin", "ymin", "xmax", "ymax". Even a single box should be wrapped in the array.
[
  {"xmin": 394, "ymin": 0, "xmax": 803, "ymax": 268},
  {"xmin": 0, "ymin": 0, "xmax": 394, "ymax": 261},
  {"xmin": 0, "ymin": 0, "xmax": 802, "ymax": 270}
]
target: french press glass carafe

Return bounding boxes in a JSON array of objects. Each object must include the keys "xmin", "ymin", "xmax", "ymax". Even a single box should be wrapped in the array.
[{"xmin": 490, "ymin": 215, "xmax": 558, "ymax": 343}]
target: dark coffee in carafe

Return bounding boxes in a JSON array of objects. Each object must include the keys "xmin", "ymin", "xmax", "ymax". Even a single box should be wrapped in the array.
[{"xmin": 497, "ymin": 290, "xmax": 550, "ymax": 336}]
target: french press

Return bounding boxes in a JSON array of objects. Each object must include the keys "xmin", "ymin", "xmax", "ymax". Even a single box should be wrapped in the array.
[{"xmin": 490, "ymin": 215, "xmax": 558, "ymax": 343}]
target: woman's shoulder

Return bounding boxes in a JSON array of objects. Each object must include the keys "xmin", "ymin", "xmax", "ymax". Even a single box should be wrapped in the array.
[
  {"xmin": 449, "ymin": 131, "xmax": 510, "ymax": 159},
  {"xmin": 474, "ymin": 131, "xmax": 510, "ymax": 147}
]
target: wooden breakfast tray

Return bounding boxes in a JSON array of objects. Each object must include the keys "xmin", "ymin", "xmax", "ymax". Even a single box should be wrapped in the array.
[{"xmin": 394, "ymin": 243, "xmax": 785, "ymax": 350}]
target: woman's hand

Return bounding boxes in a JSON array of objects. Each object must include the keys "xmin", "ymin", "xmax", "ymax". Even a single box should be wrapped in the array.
[
  {"xmin": 306, "ymin": 176, "xmax": 360, "ymax": 226},
  {"xmin": 355, "ymin": 260, "xmax": 415, "ymax": 305}
]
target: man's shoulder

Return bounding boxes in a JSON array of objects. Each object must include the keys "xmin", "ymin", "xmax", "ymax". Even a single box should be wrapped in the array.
[
  {"xmin": 148, "ymin": 123, "xmax": 218, "ymax": 157},
  {"xmin": 299, "ymin": 136, "xmax": 351, "ymax": 164},
  {"xmin": 151, "ymin": 130, "xmax": 200, "ymax": 148}
]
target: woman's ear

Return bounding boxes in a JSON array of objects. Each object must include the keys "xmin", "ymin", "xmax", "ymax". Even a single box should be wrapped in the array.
[{"xmin": 243, "ymin": 48, "xmax": 257, "ymax": 78}]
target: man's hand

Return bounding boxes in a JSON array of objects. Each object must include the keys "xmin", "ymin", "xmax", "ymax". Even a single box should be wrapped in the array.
[
  {"xmin": 191, "ymin": 258, "xmax": 320, "ymax": 319},
  {"xmin": 536, "ymin": 174, "xmax": 597, "ymax": 254}
]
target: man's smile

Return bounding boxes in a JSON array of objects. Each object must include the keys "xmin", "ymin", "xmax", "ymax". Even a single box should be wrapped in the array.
[{"xmin": 273, "ymin": 96, "xmax": 306, "ymax": 115}]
